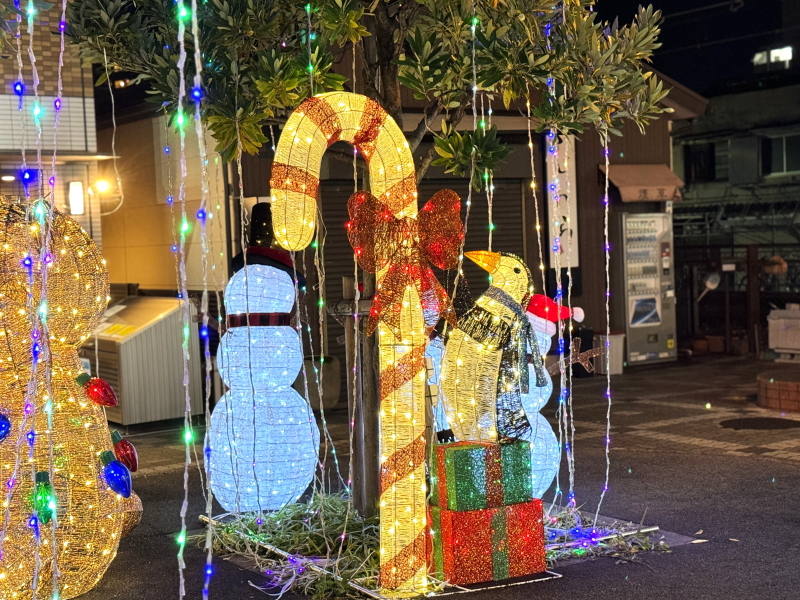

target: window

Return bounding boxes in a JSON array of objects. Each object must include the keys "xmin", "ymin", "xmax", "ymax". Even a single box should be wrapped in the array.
[
  {"xmin": 770, "ymin": 46, "xmax": 793, "ymax": 69},
  {"xmin": 683, "ymin": 143, "xmax": 715, "ymax": 185},
  {"xmin": 714, "ymin": 140, "xmax": 729, "ymax": 181},
  {"xmin": 753, "ymin": 46, "xmax": 793, "ymax": 71},
  {"xmin": 767, "ymin": 135, "xmax": 800, "ymax": 175}
]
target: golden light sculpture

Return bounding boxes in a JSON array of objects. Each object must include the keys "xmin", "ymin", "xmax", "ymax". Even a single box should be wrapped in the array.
[
  {"xmin": 440, "ymin": 251, "xmax": 545, "ymax": 443},
  {"xmin": 0, "ymin": 198, "xmax": 126, "ymax": 599},
  {"xmin": 271, "ymin": 92, "xmax": 459, "ymax": 595}
]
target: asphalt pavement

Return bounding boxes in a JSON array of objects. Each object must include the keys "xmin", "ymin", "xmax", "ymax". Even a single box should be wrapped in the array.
[{"xmin": 80, "ymin": 355, "xmax": 800, "ymax": 600}]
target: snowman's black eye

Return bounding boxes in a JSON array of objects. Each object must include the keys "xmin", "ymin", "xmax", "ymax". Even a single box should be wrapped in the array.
[{"xmin": 513, "ymin": 267, "xmax": 521, "ymax": 274}]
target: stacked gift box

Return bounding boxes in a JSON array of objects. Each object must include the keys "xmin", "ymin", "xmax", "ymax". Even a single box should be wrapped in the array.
[{"xmin": 429, "ymin": 440, "xmax": 547, "ymax": 586}]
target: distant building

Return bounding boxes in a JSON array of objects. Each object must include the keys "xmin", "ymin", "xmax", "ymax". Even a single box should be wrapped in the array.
[
  {"xmin": 0, "ymin": 7, "xmax": 105, "ymax": 243},
  {"xmin": 669, "ymin": 7, "xmax": 800, "ymax": 350}
]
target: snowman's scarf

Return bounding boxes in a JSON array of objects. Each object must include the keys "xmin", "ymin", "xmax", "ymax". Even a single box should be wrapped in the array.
[{"xmin": 483, "ymin": 287, "xmax": 547, "ymax": 392}]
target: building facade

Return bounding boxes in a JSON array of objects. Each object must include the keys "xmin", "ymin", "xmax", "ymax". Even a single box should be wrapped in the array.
[{"xmin": 0, "ymin": 7, "xmax": 104, "ymax": 243}]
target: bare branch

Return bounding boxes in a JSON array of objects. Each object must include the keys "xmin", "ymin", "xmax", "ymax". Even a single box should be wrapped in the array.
[
  {"xmin": 406, "ymin": 99, "xmax": 442, "ymax": 152},
  {"xmin": 326, "ymin": 146, "xmax": 369, "ymax": 173},
  {"xmin": 416, "ymin": 145, "xmax": 437, "ymax": 183}
]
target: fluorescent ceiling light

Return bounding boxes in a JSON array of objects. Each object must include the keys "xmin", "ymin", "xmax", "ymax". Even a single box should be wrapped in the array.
[{"xmin": 68, "ymin": 181, "xmax": 85, "ymax": 215}]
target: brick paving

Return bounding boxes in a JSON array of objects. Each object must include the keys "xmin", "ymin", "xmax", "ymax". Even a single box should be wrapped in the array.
[
  {"xmin": 557, "ymin": 355, "xmax": 800, "ymax": 464},
  {"xmin": 122, "ymin": 355, "xmax": 800, "ymax": 478}
]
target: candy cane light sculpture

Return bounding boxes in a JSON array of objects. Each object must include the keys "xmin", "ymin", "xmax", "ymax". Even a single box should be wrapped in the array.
[{"xmin": 271, "ymin": 92, "xmax": 445, "ymax": 595}]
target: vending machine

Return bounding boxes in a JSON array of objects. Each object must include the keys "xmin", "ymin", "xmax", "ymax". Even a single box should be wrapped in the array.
[{"xmin": 612, "ymin": 213, "xmax": 677, "ymax": 365}]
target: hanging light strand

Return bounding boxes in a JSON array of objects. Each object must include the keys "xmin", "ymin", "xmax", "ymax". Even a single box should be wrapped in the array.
[
  {"xmin": 187, "ymin": 0, "xmax": 216, "ymax": 594},
  {"xmin": 175, "ymin": 3, "xmax": 193, "ymax": 597},
  {"xmin": 526, "ymin": 94, "xmax": 547, "ymax": 295},
  {"xmin": 100, "ymin": 48, "xmax": 125, "ymax": 216},
  {"xmin": 25, "ymin": 3, "xmax": 49, "ymax": 592},
  {"xmin": 594, "ymin": 135, "xmax": 613, "ymax": 525}
]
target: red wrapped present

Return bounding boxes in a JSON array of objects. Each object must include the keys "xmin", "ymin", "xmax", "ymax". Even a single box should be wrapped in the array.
[{"xmin": 429, "ymin": 498, "xmax": 546, "ymax": 586}]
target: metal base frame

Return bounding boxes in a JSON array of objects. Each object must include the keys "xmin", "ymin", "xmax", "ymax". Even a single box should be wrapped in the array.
[{"xmin": 200, "ymin": 514, "xmax": 561, "ymax": 599}]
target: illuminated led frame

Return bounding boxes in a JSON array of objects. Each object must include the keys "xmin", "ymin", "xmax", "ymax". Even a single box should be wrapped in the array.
[{"xmin": 270, "ymin": 92, "xmax": 427, "ymax": 595}]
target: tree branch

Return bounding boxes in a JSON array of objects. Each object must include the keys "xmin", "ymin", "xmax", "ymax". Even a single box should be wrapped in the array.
[
  {"xmin": 406, "ymin": 98, "xmax": 442, "ymax": 152},
  {"xmin": 357, "ymin": 40, "xmax": 385, "ymax": 107},
  {"xmin": 326, "ymin": 146, "xmax": 369, "ymax": 173},
  {"xmin": 415, "ymin": 98, "xmax": 470, "ymax": 182},
  {"xmin": 416, "ymin": 145, "xmax": 437, "ymax": 184}
]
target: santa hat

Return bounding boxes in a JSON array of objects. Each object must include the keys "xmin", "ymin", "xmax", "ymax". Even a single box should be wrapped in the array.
[{"xmin": 526, "ymin": 294, "xmax": 585, "ymax": 323}]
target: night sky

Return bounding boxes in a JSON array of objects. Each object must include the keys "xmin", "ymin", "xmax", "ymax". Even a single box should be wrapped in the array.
[{"xmin": 594, "ymin": 1, "xmax": 787, "ymax": 96}]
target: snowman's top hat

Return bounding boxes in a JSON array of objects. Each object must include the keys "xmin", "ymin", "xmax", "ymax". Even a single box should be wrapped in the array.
[{"xmin": 231, "ymin": 202, "xmax": 306, "ymax": 287}]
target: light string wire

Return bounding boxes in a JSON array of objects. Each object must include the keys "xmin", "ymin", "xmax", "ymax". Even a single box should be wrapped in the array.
[
  {"xmin": 25, "ymin": 1, "xmax": 49, "ymax": 593},
  {"xmin": 99, "ymin": 48, "xmax": 125, "ymax": 216},
  {"xmin": 44, "ymin": 1, "xmax": 70, "ymax": 595},
  {"xmin": 336, "ymin": 39, "xmax": 360, "ymax": 568},
  {"xmin": 303, "ymin": 3, "xmax": 348, "ymax": 499},
  {"xmin": 304, "ymin": 8, "xmax": 349, "ymax": 562},
  {"xmin": 525, "ymin": 91, "xmax": 547, "ymax": 296},
  {"xmin": 0, "ymin": 0, "xmax": 31, "ymax": 571},
  {"xmin": 562, "ymin": 136, "xmax": 577, "ymax": 503},
  {"xmin": 175, "ymin": 2, "xmax": 193, "ymax": 597},
  {"xmin": 479, "ymin": 94, "xmax": 493, "ymax": 251},
  {"xmin": 222, "ymin": 0, "xmax": 267, "ymax": 565},
  {"xmin": 594, "ymin": 134, "xmax": 612, "ymax": 525},
  {"xmin": 543, "ymin": 10, "xmax": 568, "ymax": 513},
  {"xmin": 187, "ymin": 0, "xmax": 217, "ymax": 593},
  {"xmin": 444, "ymin": 4, "xmax": 479, "ymax": 332}
]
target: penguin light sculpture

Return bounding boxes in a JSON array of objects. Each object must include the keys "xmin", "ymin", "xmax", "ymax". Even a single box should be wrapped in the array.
[{"xmin": 440, "ymin": 251, "xmax": 546, "ymax": 443}]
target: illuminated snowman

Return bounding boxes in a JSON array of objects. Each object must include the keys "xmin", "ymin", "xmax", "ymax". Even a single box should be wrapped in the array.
[
  {"xmin": 208, "ymin": 262, "xmax": 319, "ymax": 512},
  {"xmin": 521, "ymin": 294, "xmax": 584, "ymax": 499}
]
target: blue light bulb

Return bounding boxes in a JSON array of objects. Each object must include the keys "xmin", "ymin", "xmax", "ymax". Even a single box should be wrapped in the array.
[
  {"xmin": 0, "ymin": 414, "xmax": 10, "ymax": 442},
  {"xmin": 100, "ymin": 450, "xmax": 132, "ymax": 498}
]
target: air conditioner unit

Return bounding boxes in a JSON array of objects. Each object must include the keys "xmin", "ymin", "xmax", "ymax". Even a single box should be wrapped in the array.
[{"xmin": 79, "ymin": 296, "xmax": 203, "ymax": 425}]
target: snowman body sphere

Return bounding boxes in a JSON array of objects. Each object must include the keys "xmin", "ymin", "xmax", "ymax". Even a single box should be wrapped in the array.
[
  {"xmin": 519, "ymin": 295, "xmax": 584, "ymax": 499},
  {"xmin": 209, "ymin": 264, "xmax": 319, "ymax": 512}
]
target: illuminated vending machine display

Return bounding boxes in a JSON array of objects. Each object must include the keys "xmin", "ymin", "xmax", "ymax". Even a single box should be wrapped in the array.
[{"xmin": 619, "ymin": 213, "xmax": 677, "ymax": 365}]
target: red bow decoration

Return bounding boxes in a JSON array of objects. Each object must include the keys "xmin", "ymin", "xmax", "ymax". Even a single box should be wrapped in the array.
[{"xmin": 346, "ymin": 189, "xmax": 463, "ymax": 338}]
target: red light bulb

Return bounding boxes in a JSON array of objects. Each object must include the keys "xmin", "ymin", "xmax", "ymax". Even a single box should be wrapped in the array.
[
  {"xmin": 111, "ymin": 430, "xmax": 138, "ymax": 472},
  {"xmin": 75, "ymin": 373, "xmax": 118, "ymax": 407}
]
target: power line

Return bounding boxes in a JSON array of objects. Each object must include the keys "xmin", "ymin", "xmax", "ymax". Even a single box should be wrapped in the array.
[{"xmin": 657, "ymin": 25, "xmax": 800, "ymax": 56}]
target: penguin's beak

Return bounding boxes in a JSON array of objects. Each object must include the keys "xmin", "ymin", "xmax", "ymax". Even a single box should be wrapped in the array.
[{"xmin": 465, "ymin": 250, "xmax": 501, "ymax": 273}]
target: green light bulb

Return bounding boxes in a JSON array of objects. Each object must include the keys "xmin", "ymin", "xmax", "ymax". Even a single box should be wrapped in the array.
[{"xmin": 32, "ymin": 471, "xmax": 56, "ymax": 525}]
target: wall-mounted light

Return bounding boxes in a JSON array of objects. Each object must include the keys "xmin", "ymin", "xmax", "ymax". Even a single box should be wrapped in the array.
[
  {"xmin": 68, "ymin": 181, "xmax": 85, "ymax": 215},
  {"xmin": 0, "ymin": 176, "xmax": 14, "ymax": 182}
]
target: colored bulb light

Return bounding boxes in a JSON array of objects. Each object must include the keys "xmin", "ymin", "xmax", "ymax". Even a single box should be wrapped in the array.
[
  {"xmin": 0, "ymin": 414, "xmax": 9, "ymax": 442},
  {"xmin": 13, "ymin": 81, "xmax": 24, "ymax": 95},
  {"xmin": 111, "ymin": 430, "xmax": 138, "ymax": 472},
  {"xmin": 100, "ymin": 450, "xmax": 132, "ymax": 498},
  {"xmin": 31, "ymin": 471, "xmax": 56, "ymax": 525},
  {"xmin": 75, "ymin": 373, "xmax": 118, "ymax": 407}
]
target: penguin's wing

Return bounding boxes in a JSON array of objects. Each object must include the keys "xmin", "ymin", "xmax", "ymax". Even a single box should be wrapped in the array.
[{"xmin": 456, "ymin": 304, "xmax": 512, "ymax": 348}]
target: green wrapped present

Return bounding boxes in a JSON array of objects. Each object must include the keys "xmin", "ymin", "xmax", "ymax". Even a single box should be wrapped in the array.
[{"xmin": 431, "ymin": 440, "xmax": 533, "ymax": 511}]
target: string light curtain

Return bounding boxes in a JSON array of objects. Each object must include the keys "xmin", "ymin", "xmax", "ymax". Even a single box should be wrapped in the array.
[
  {"xmin": 0, "ymin": 198, "xmax": 125, "ymax": 599},
  {"xmin": 271, "ymin": 92, "xmax": 461, "ymax": 595}
]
